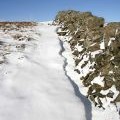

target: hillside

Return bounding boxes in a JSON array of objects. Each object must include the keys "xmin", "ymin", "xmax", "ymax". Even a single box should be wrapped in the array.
[
  {"xmin": 0, "ymin": 20, "xmax": 119, "ymax": 120},
  {"xmin": 54, "ymin": 10, "xmax": 120, "ymax": 119}
]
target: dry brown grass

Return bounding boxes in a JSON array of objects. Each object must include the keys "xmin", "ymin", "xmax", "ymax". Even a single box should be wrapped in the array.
[{"xmin": 0, "ymin": 22, "xmax": 37, "ymax": 28}]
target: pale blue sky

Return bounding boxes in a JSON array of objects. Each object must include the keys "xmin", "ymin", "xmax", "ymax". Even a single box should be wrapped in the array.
[{"xmin": 0, "ymin": 0, "xmax": 119, "ymax": 22}]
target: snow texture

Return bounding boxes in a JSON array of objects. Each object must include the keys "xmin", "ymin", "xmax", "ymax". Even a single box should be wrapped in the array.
[
  {"xmin": 0, "ymin": 22, "xmax": 88, "ymax": 120},
  {"xmin": 0, "ymin": 22, "xmax": 119, "ymax": 120}
]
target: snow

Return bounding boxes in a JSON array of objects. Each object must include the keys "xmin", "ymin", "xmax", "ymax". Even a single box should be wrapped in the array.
[
  {"xmin": 91, "ymin": 75, "xmax": 104, "ymax": 87},
  {"xmin": 0, "ymin": 23, "xmax": 87, "ymax": 120},
  {"xmin": 108, "ymin": 37, "xmax": 115, "ymax": 46},
  {"xmin": 91, "ymin": 50, "xmax": 102, "ymax": 58},
  {"xmin": 110, "ymin": 56, "xmax": 115, "ymax": 60},
  {"xmin": 100, "ymin": 40, "xmax": 105, "ymax": 50},
  {"xmin": 100, "ymin": 85, "xmax": 119, "ymax": 108},
  {"xmin": 75, "ymin": 44, "xmax": 84, "ymax": 52},
  {"xmin": 109, "ymin": 71, "xmax": 113, "ymax": 74},
  {"xmin": 90, "ymin": 43, "xmax": 96, "ymax": 47}
]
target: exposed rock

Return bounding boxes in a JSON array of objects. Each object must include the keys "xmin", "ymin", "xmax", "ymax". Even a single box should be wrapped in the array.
[{"xmin": 107, "ymin": 91, "xmax": 114, "ymax": 98}]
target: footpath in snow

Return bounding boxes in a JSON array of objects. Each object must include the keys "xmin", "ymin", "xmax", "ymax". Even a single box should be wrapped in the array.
[{"xmin": 0, "ymin": 22, "xmax": 91, "ymax": 120}]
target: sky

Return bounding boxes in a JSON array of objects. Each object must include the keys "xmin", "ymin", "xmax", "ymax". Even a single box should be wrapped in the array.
[{"xmin": 0, "ymin": 0, "xmax": 119, "ymax": 22}]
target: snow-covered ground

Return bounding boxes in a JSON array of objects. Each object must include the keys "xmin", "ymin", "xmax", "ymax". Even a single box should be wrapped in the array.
[
  {"xmin": 0, "ymin": 22, "xmax": 119, "ymax": 120},
  {"xmin": 0, "ymin": 22, "xmax": 90, "ymax": 120}
]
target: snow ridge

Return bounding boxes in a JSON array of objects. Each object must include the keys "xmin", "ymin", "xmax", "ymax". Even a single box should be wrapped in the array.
[{"xmin": 58, "ymin": 38, "xmax": 92, "ymax": 120}]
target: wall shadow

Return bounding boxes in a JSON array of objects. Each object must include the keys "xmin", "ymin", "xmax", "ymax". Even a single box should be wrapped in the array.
[{"xmin": 59, "ymin": 38, "xmax": 92, "ymax": 120}]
